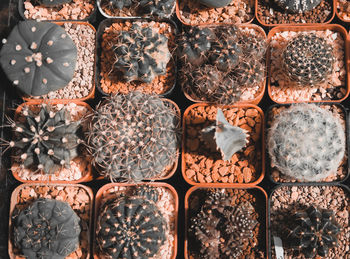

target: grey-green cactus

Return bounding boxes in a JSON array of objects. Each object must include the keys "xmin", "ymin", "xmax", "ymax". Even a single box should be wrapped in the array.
[
  {"xmin": 139, "ymin": 0, "xmax": 175, "ymax": 18},
  {"xmin": 105, "ymin": 0, "xmax": 133, "ymax": 9},
  {"xmin": 199, "ymin": 0, "xmax": 232, "ymax": 8},
  {"xmin": 133, "ymin": 185, "xmax": 160, "ymax": 203},
  {"xmin": 37, "ymin": 0, "xmax": 72, "ymax": 6},
  {"xmin": 268, "ymin": 104, "xmax": 345, "ymax": 181},
  {"xmin": 13, "ymin": 198, "xmax": 81, "ymax": 259},
  {"xmin": 0, "ymin": 21, "xmax": 77, "ymax": 96},
  {"xmin": 273, "ymin": 0, "xmax": 322, "ymax": 13}
]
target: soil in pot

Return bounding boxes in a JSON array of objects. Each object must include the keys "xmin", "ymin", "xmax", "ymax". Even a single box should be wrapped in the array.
[
  {"xmin": 336, "ymin": 0, "xmax": 350, "ymax": 21},
  {"xmin": 270, "ymin": 184, "xmax": 350, "ymax": 258},
  {"xmin": 183, "ymin": 104, "xmax": 263, "ymax": 184}
]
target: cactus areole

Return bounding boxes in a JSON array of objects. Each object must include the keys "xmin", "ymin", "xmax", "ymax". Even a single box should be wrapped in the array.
[
  {"xmin": 38, "ymin": 0, "xmax": 73, "ymax": 6},
  {"xmin": 0, "ymin": 21, "xmax": 77, "ymax": 96},
  {"xmin": 199, "ymin": 0, "xmax": 232, "ymax": 8}
]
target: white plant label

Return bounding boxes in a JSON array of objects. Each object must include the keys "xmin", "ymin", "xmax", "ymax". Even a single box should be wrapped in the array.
[{"xmin": 273, "ymin": 236, "xmax": 284, "ymax": 259}]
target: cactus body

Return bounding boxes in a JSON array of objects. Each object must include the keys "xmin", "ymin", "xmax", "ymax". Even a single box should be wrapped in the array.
[
  {"xmin": 38, "ymin": 0, "xmax": 72, "ymax": 6},
  {"xmin": 199, "ymin": 0, "xmax": 232, "ymax": 8},
  {"xmin": 132, "ymin": 185, "xmax": 160, "ymax": 203},
  {"xmin": 106, "ymin": 0, "xmax": 133, "ymax": 9},
  {"xmin": 139, "ymin": 0, "xmax": 175, "ymax": 18},
  {"xmin": 273, "ymin": 0, "xmax": 322, "ymax": 13}
]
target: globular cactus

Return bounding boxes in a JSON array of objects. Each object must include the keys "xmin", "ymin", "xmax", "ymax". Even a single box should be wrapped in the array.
[
  {"xmin": 268, "ymin": 104, "xmax": 345, "ymax": 181},
  {"xmin": 190, "ymin": 190, "xmax": 258, "ymax": 258},
  {"xmin": 286, "ymin": 206, "xmax": 340, "ymax": 258},
  {"xmin": 283, "ymin": 33, "xmax": 334, "ymax": 86},
  {"xmin": 237, "ymin": 30, "xmax": 267, "ymax": 59},
  {"xmin": 6, "ymin": 104, "xmax": 82, "ymax": 175},
  {"xmin": 199, "ymin": 0, "xmax": 232, "ymax": 8},
  {"xmin": 132, "ymin": 185, "xmax": 160, "ymax": 203},
  {"xmin": 87, "ymin": 92, "xmax": 180, "ymax": 182},
  {"xmin": 0, "ymin": 21, "xmax": 77, "ymax": 96},
  {"xmin": 96, "ymin": 195, "xmax": 166, "ymax": 259},
  {"xmin": 13, "ymin": 198, "xmax": 81, "ymax": 259},
  {"xmin": 112, "ymin": 23, "xmax": 171, "ymax": 83},
  {"xmin": 201, "ymin": 108, "xmax": 248, "ymax": 161},
  {"xmin": 105, "ymin": 0, "xmax": 134, "ymax": 9},
  {"xmin": 37, "ymin": 0, "xmax": 72, "ymax": 6},
  {"xmin": 273, "ymin": 0, "xmax": 322, "ymax": 13},
  {"xmin": 234, "ymin": 58, "xmax": 265, "ymax": 87},
  {"xmin": 139, "ymin": 0, "xmax": 175, "ymax": 18}
]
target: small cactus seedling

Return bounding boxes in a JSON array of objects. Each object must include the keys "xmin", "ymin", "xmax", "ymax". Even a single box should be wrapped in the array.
[
  {"xmin": 87, "ymin": 92, "xmax": 179, "ymax": 182},
  {"xmin": 13, "ymin": 198, "xmax": 81, "ymax": 259},
  {"xmin": 286, "ymin": 206, "xmax": 340, "ymax": 258},
  {"xmin": 273, "ymin": 0, "xmax": 322, "ymax": 13},
  {"xmin": 283, "ymin": 33, "xmax": 334, "ymax": 86},
  {"xmin": 112, "ymin": 23, "xmax": 171, "ymax": 83},
  {"xmin": 0, "ymin": 21, "xmax": 77, "ymax": 96},
  {"xmin": 5, "ymin": 104, "xmax": 83, "ymax": 175},
  {"xmin": 37, "ymin": 0, "xmax": 72, "ymax": 6},
  {"xmin": 96, "ymin": 196, "xmax": 166, "ymax": 259},
  {"xmin": 201, "ymin": 108, "xmax": 248, "ymax": 161},
  {"xmin": 199, "ymin": 0, "xmax": 232, "ymax": 8},
  {"xmin": 268, "ymin": 104, "xmax": 345, "ymax": 181},
  {"xmin": 139, "ymin": 0, "xmax": 175, "ymax": 18}
]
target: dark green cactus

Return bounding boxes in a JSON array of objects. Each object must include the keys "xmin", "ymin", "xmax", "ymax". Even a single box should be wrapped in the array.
[
  {"xmin": 133, "ymin": 185, "xmax": 160, "ymax": 203},
  {"xmin": 139, "ymin": 0, "xmax": 175, "ymax": 18},
  {"xmin": 13, "ymin": 198, "xmax": 81, "ymax": 259},
  {"xmin": 112, "ymin": 23, "xmax": 171, "ymax": 83},
  {"xmin": 37, "ymin": 0, "xmax": 72, "ymax": 6},
  {"xmin": 273, "ymin": 0, "xmax": 322, "ymax": 13},
  {"xmin": 96, "ymin": 196, "xmax": 166, "ymax": 259},
  {"xmin": 105, "ymin": 0, "xmax": 134, "ymax": 10},
  {"xmin": 234, "ymin": 58, "xmax": 265, "ymax": 86},
  {"xmin": 199, "ymin": 0, "xmax": 232, "ymax": 8},
  {"xmin": 87, "ymin": 92, "xmax": 180, "ymax": 182},
  {"xmin": 7, "ymin": 104, "xmax": 82, "ymax": 175},
  {"xmin": 0, "ymin": 21, "xmax": 77, "ymax": 96}
]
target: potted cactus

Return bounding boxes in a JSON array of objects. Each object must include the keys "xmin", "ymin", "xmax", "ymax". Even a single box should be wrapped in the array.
[{"xmin": 0, "ymin": 20, "xmax": 96, "ymax": 101}]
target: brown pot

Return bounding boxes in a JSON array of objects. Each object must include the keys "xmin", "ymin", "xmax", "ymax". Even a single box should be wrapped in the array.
[
  {"xmin": 184, "ymin": 185, "xmax": 268, "ymax": 259},
  {"xmin": 267, "ymin": 24, "xmax": 349, "ymax": 104},
  {"xmin": 182, "ymin": 103, "xmax": 265, "ymax": 186},
  {"xmin": 335, "ymin": 0, "xmax": 350, "ymax": 23},
  {"xmin": 11, "ymin": 100, "xmax": 93, "ymax": 183},
  {"xmin": 8, "ymin": 183, "xmax": 94, "ymax": 259},
  {"xmin": 93, "ymin": 182, "xmax": 179, "ymax": 259}
]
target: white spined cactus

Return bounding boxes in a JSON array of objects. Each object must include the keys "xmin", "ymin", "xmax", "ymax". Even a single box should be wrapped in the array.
[{"xmin": 267, "ymin": 104, "xmax": 346, "ymax": 181}]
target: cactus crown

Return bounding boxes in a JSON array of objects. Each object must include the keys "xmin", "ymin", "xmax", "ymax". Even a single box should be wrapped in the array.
[
  {"xmin": 273, "ymin": 0, "xmax": 322, "ymax": 13},
  {"xmin": 37, "ymin": 0, "xmax": 72, "ymax": 6},
  {"xmin": 268, "ymin": 104, "xmax": 345, "ymax": 181},
  {"xmin": 283, "ymin": 33, "xmax": 334, "ymax": 86},
  {"xmin": 0, "ymin": 21, "xmax": 77, "ymax": 96},
  {"xmin": 13, "ymin": 198, "xmax": 81, "ymax": 259},
  {"xmin": 286, "ymin": 206, "xmax": 340, "ymax": 258},
  {"xmin": 87, "ymin": 92, "xmax": 179, "ymax": 182},
  {"xmin": 6, "ymin": 104, "xmax": 83, "ymax": 175},
  {"xmin": 112, "ymin": 23, "xmax": 171, "ymax": 83},
  {"xmin": 139, "ymin": 0, "xmax": 175, "ymax": 18}
]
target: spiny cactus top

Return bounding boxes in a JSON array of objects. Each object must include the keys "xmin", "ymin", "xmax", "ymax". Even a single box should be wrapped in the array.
[
  {"xmin": 286, "ymin": 206, "xmax": 340, "ymax": 258},
  {"xmin": 96, "ymin": 196, "xmax": 167, "ymax": 259},
  {"xmin": 199, "ymin": 0, "xmax": 232, "ymax": 8},
  {"xmin": 8, "ymin": 104, "xmax": 82, "ymax": 175},
  {"xmin": 0, "ymin": 21, "xmax": 77, "ymax": 96},
  {"xmin": 201, "ymin": 108, "xmax": 248, "ymax": 161},
  {"xmin": 139, "ymin": 0, "xmax": 175, "ymax": 18},
  {"xmin": 190, "ymin": 190, "xmax": 258, "ymax": 258},
  {"xmin": 87, "ymin": 92, "xmax": 179, "ymax": 182},
  {"xmin": 268, "ymin": 104, "xmax": 345, "ymax": 181},
  {"xmin": 273, "ymin": 0, "xmax": 322, "ymax": 13},
  {"xmin": 283, "ymin": 33, "xmax": 334, "ymax": 86},
  {"xmin": 112, "ymin": 23, "xmax": 171, "ymax": 83},
  {"xmin": 132, "ymin": 185, "xmax": 160, "ymax": 203},
  {"xmin": 13, "ymin": 198, "xmax": 81, "ymax": 259},
  {"xmin": 38, "ymin": 0, "xmax": 72, "ymax": 6}
]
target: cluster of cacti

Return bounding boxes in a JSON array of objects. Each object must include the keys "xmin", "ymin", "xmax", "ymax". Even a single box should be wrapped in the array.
[
  {"xmin": 112, "ymin": 23, "xmax": 171, "ymax": 83},
  {"xmin": 36, "ymin": 0, "xmax": 72, "ymax": 6},
  {"xmin": 268, "ymin": 104, "xmax": 345, "ymax": 181},
  {"xmin": 282, "ymin": 33, "xmax": 334, "ymax": 86},
  {"xmin": 190, "ymin": 190, "xmax": 258, "ymax": 258},
  {"xmin": 96, "ymin": 186, "xmax": 166, "ymax": 258},
  {"xmin": 199, "ymin": 0, "xmax": 232, "ymax": 8},
  {"xmin": 13, "ymin": 198, "xmax": 81, "ymax": 259},
  {"xmin": 0, "ymin": 21, "xmax": 77, "ymax": 96},
  {"xmin": 177, "ymin": 25, "xmax": 266, "ymax": 104},
  {"xmin": 201, "ymin": 109, "xmax": 248, "ymax": 161},
  {"xmin": 273, "ymin": 0, "xmax": 322, "ymax": 13},
  {"xmin": 87, "ymin": 92, "xmax": 179, "ymax": 182},
  {"xmin": 5, "ymin": 104, "xmax": 83, "ymax": 175},
  {"xmin": 285, "ymin": 206, "xmax": 340, "ymax": 258}
]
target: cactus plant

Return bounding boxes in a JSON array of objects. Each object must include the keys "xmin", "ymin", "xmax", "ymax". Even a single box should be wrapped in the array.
[
  {"xmin": 0, "ymin": 21, "xmax": 77, "ymax": 96},
  {"xmin": 273, "ymin": 0, "xmax": 322, "ymax": 13},
  {"xmin": 104, "ymin": 0, "xmax": 134, "ymax": 10},
  {"xmin": 87, "ymin": 92, "xmax": 179, "ymax": 182},
  {"xmin": 199, "ymin": 0, "xmax": 232, "ymax": 8},
  {"xmin": 282, "ymin": 33, "xmax": 334, "ymax": 86},
  {"xmin": 5, "ymin": 104, "xmax": 83, "ymax": 175},
  {"xmin": 285, "ymin": 206, "xmax": 340, "ymax": 258},
  {"xmin": 37, "ymin": 0, "xmax": 72, "ymax": 6},
  {"xmin": 234, "ymin": 58, "xmax": 265, "ymax": 87},
  {"xmin": 112, "ymin": 23, "xmax": 171, "ymax": 83},
  {"xmin": 139, "ymin": 0, "xmax": 175, "ymax": 18},
  {"xmin": 132, "ymin": 185, "xmax": 160, "ymax": 203},
  {"xmin": 96, "ymin": 195, "xmax": 166, "ymax": 258},
  {"xmin": 13, "ymin": 198, "xmax": 81, "ymax": 259},
  {"xmin": 268, "ymin": 104, "xmax": 345, "ymax": 181}
]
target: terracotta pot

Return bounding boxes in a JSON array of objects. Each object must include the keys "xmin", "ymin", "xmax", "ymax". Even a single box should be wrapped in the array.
[
  {"xmin": 267, "ymin": 24, "xmax": 349, "ymax": 104},
  {"xmin": 335, "ymin": 0, "xmax": 350, "ymax": 23},
  {"xmin": 256, "ymin": 0, "xmax": 335, "ymax": 27},
  {"xmin": 185, "ymin": 185, "xmax": 268, "ymax": 259},
  {"xmin": 93, "ymin": 182, "xmax": 179, "ymax": 259},
  {"xmin": 11, "ymin": 100, "xmax": 93, "ymax": 183},
  {"xmin": 22, "ymin": 21, "xmax": 96, "ymax": 102},
  {"xmin": 8, "ymin": 183, "xmax": 94, "ymax": 259},
  {"xmin": 182, "ymin": 103, "xmax": 265, "ymax": 186}
]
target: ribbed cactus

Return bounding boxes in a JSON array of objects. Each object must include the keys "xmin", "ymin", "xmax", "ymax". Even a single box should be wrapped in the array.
[
  {"xmin": 283, "ymin": 33, "xmax": 334, "ymax": 86},
  {"xmin": 286, "ymin": 206, "xmax": 340, "ymax": 258},
  {"xmin": 112, "ymin": 23, "xmax": 171, "ymax": 83},
  {"xmin": 38, "ymin": 0, "xmax": 72, "ymax": 6},
  {"xmin": 13, "ymin": 198, "xmax": 81, "ymax": 259},
  {"xmin": 87, "ymin": 92, "xmax": 179, "ymax": 182},
  {"xmin": 139, "ymin": 0, "xmax": 175, "ymax": 18},
  {"xmin": 268, "ymin": 104, "xmax": 345, "ymax": 181},
  {"xmin": 234, "ymin": 58, "xmax": 265, "ymax": 86},
  {"xmin": 7, "ymin": 104, "xmax": 82, "ymax": 175},
  {"xmin": 132, "ymin": 185, "xmax": 160, "ymax": 203},
  {"xmin": 199, "ymin": 0, "xmax": 232, "ymax": 8},
  {"xmin": 273, "ymin": 0, "xmax": 322, "ymax": 13},
  {"xmin": 0, "ymin": 21, "xmax": 77, "ymax": 96}
]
